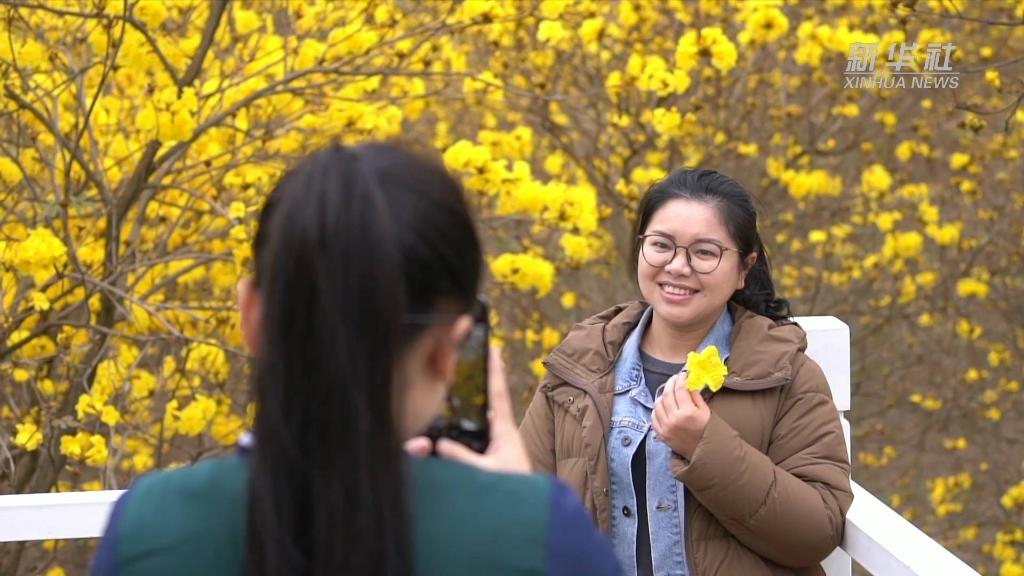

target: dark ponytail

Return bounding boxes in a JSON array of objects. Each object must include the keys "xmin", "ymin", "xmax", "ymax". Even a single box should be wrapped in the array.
[
  {"xmin": 632, "ymin": 168, "xmax": 791, "ymax": 322},
  {"xmin": 245, "ymin": 144, "xmax": 481, "ymax": 576}
]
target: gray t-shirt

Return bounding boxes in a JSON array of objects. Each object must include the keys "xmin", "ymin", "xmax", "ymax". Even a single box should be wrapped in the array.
[{"xmin": 633, "ymin": 350, "xmax": 684, "ymax": 576}]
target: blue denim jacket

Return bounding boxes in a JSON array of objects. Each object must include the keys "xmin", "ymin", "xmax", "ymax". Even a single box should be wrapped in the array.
[{"xmin": 607, "ymin": 306, "xmax": 733, "ymax": 576}]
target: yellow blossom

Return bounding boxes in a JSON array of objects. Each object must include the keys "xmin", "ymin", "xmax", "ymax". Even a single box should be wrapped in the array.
[
  {"xmin": 882, "ymin": 231, "xmax": 924, "ymax": 260},
  {"xmin": 184, "ymin": 342, "xmax": 230, "ymax": 383},
  {"xmin": 176, "ymin": 394, "xmax": 218, "ymax": 436},
  {"xmin": 560, "ymin": 291, "xmax": 577, "ymax": 309},
  {"xmin": 739, "ymin": 6, "xmax": 789, "ymax": 45},
  {"xmin": 4, "ymin": 227, "xmax": 68, "ymax": 285},
  {"xmin": 100, "ymin": 405, "xmax": 121, "ymax": 427},
  {"xmin": 685, "ymin": 345, "xmax": 728, "ymax": 392},
  {"xmin": 957, "ymin": 277, "xmax": 990, "ymax": 299},
  {"xmin": 861, "ymin": 164, "xmax": 893, "ymax": 196},
  {"xmin": 925, "ymin": 222, "xmax": 962, "ymax": 247},
  {"xmin": 807, "ymin": 230, "xmax": 828, "ymax": 244},
  {"xmin": 59, "ymin": 431, "xmax": 108, "ymax": 467},
  {"xmin": 14, "ymin": 421, "xmax": 43, "ymax": 451},
  {"xmin": 949, "ymin": 152, "xmax": 972, "ymax": 171},
  {"xmin": 490, "ymin": 252, "xmax": 556, "ymax": 297},
  {"xmin": 211, "ymin": 413, "xmax": 245, "ymax": 446},
  {"xmin": 29, "ymin": 290, "xmax": 50, "ymax": 311}
]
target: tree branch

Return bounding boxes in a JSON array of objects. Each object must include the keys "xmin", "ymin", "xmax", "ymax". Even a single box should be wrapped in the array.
[{"xmin": 179, "ymin": 0, "xmax": 227, "ymax": 89}]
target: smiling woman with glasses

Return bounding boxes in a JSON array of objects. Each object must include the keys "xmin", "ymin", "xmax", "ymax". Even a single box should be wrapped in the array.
[
  {"xmin": 637, "ymin": 233, "xmax": 739, "ymax": 274},
  {"xmin": 521, "ymin": 168, "xmax": 853, "ymax": 576}
]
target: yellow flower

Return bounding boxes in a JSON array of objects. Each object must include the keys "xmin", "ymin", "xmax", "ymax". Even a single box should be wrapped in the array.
[
  {"xmin": 559, "ymin": 233, "xmax": 597, "ymax": 266},
  {"xmin": 37, "ymin": 378, "xmax": 56, "ymax": 396},
  {"xmin": 894, "ymin": 141, "xmax": 916, "ymax": 163},
  {"xmin": 831, "ymin": 103, "xmax": 860, "ymax": 118},
  {"xmin": 957, "ymin": 277, "xmax": 990, "ymax": 299},
  {"xmin": 986, "ymin": 68, "xmax": 1001, "ymax": 90},
  {"xmin": 489, "ymin": 252, "xmax": 556, "ymax": 297},
  {"xmin": 59, "ymin": 431, "xmax": 108, "ymax": 467},
  {"xmin": 29, "ymin": 290, "xmax": 50, "ymax": 311},
  {"xmin": 560, "ymin": 291, "xmax": 577, "ymax": 309},
  {"xmin": 176, "ymin": 394, "xmax": 218, "ymax": 436},
  {"xmin": 675, "ymin": 27, "xmax": 737, "ymax": 74},
  {"xmin": 861, "ymin": 164, "xmax": 893, "ymax": 196},
  {"xmin": 949, "ymin": 152, "xmax": 972, "ymax": 171},
  {"xmin": 781, "ymin": 168, "xmax": 842, "ymax": 200},
  {"xmin": 739, "ymin": 6, "xmax": 789, "ymax": 45},
  {"xmin": 578, "ymin": 17, "xmax": 604, "ymax": 46},
  {"xmin": 14, "ymin": 422, "xmax": 43, "ymax": 451},
  {"xmin": 233, "ymin": 8, "xmax": 262, "ymax": 35},
  {"xmin": 184, "ymin": 342, "xmax": 230, "ymax": 383},
  {"xmin": 228, "ymin": 201, "xmax": 247, "ymax": 220},
  {"xmin": 5, "ymin": 227, "xmax": 68, "ymax": 286},
  {"xmin": 1002, "ymin": 480, "xmax": 1024, "ymax": 511},
  {"xmin": 537, "ymin": 20, "xmax": 569, "ymax": 47},
  {"xmin": 100, "ymin": 405, "xmax": 121, "ymax": 427},
  {"xmin": 984, "ymin": 406, "xmax": 1002, "ymax": 422},
  {"xmin": 736, "ymin": 142, "xmax": 759, "ymax": 157},
  {"xmin": 443, "ymin": 140, "xmax": 493, "ymax": 173},
  {"xmin": 925, "ymin": 222, "xmax": 961, "ymax": 247},
  {"xmin": 75, "ymin": 393, "xmax": 103, "ymax": 420},
  {"xmin": 211, "ymin": 413, "xmax": 245, "ymax": 446},
  {"xmin": 685, "ymin": 346, "xmax": 728, "ymax": 392},
  {"xmin": 7, "ymin": 329, "xmax": 58, "ymax": 361},
  {"xmin": 0, "ymin": 156, "xmax": 24, "ymax": 185},
  {"xmin": 874, "ymin": 211, "xmax": 902, "ymax": 232},
  {"xmin": 882, "ymin": 231, "xmax": 924, "ymax": 260}
]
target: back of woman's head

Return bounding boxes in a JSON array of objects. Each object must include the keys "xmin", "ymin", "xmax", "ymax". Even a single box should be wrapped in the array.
[
  {"xmin": 246, "ymin": 143, "xmax": 482, "ymax": 576},
  {"xmin": 632, "ymin": 168, "xmax": 791, "ymax": 321}
]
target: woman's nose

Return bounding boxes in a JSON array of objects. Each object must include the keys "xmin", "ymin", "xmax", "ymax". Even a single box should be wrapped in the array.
[{"xmin": 664, "ymin": 249, "xmax": 694, "ymax": 275}]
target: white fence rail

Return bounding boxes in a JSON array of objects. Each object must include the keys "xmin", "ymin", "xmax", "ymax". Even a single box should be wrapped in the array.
[
  {"xmin": 0, "ymin": 481, "xmax": 980, "ymax": 575},
  {"xmin": 0, "ymin": 317, "xmax": 981, "ymax": 575}
]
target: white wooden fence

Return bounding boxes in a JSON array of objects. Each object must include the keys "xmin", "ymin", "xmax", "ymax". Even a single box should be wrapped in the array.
[{"xmin": 0, "ymin": 316, "xmax": 981, "ymax": 575}]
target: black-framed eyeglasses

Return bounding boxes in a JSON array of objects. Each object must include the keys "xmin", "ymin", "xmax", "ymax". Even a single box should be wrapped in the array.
[{"xmin": 637, "ymin": 234, "xmax": 738, "ymax": 274}]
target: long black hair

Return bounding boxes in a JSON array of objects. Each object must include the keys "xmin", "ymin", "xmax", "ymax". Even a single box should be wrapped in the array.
[
  {"xmin": 632, "ymin": 168, "xmax": 791, "ymax": 321},
  {"xmin": 245, "ymin": 144, "xmax": 482, "ymax": 576}
]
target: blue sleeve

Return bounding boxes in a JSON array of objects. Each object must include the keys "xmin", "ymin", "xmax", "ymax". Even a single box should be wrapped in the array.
[
  {"xmin": 90, "ymin": 489, "xmax": 130, "ymax": 576},
  {"xmin": 545, "ymin": 479, "xmax": 623, "ymax": 576}
]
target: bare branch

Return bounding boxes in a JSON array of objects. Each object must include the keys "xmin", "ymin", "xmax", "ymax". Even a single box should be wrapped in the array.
[{"xmin": 179, "ymin": 0, "xmax": 227, "ymax": 89}]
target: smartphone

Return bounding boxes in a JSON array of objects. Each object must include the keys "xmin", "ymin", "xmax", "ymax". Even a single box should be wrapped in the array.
[{"xmin": 425, "ymin": 297, "xmax": 490, "ymax": 453}]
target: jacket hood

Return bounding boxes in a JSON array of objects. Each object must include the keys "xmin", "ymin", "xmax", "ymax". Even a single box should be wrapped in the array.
[{"xmin": 544, "ymin": 301, "xmax": 809, "ymax": 393}]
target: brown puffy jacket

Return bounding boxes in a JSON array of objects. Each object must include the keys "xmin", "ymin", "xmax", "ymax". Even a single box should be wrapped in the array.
[{"xmin": 520, "ymin": 301, "xmax": 853, "ymax": 575}]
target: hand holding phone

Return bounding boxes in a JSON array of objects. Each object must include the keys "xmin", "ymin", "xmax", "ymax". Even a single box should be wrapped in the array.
[
  {"xmin": 425, "ymin": 297, "xmax": 490, "ymax": 453},
  {"xmin": 434, "ymin": 345, "xmax": 532, "ymax": 474}
]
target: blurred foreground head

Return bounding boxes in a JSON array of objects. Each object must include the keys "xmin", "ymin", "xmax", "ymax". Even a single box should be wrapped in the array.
[{"xmin": 239, "ymin": 143, "xmax": 481, "ymax": 575}]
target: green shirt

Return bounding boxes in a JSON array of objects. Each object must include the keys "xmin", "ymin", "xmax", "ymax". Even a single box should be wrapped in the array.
[{"xmin": 92, "ymin": 453, "xmax": 622, "ymax": 576}]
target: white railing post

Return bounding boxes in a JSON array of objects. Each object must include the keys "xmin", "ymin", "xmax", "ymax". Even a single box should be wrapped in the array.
[{"xmin": 797, "ymin": 316, "xmax": 853, "ymax": 576}]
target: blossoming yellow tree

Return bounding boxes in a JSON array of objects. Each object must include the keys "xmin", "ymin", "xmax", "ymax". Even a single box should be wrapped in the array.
[{"xmin": 1, "ymin": 0, "xmax": 1023, "ymax": 574}]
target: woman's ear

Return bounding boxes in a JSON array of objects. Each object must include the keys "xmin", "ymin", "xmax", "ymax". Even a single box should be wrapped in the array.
[
  {"xmin": 430, "ymin": 314, "xmax": 474, "ymax": 384},
  {"xmin": 237, "ymin": 278, "xmax": 262, "ymax": 354},
  {"xmin": 737, "ymin": 252, "xmax": 758, "ymax": 290}
]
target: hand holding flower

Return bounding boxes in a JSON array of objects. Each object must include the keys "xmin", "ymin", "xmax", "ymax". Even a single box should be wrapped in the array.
[
  {"xmin": 652, "ymin": 346, "xmax": 728, "ymax": 459},
  {"xmin": 652, "ymin": 371, "xmax": 711, "ymax": 460}
]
